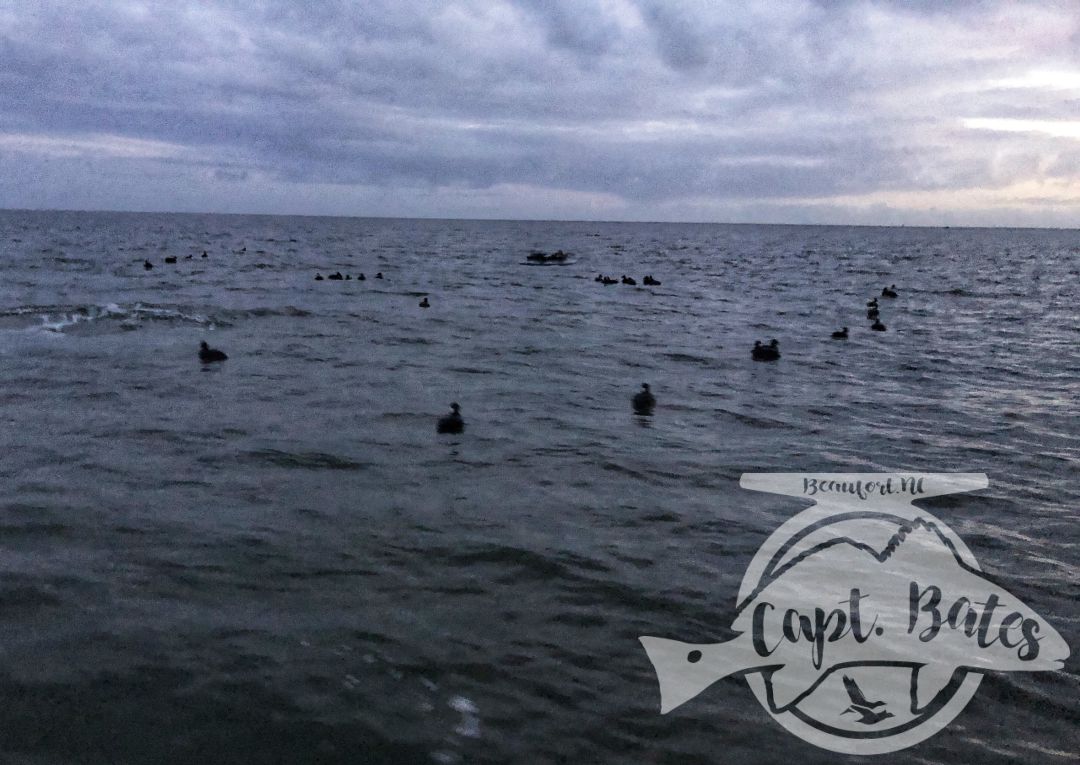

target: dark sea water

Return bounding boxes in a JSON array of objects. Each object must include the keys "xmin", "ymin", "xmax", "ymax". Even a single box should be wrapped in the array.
[{"xmin": 0, "ymin": 210, "xmax": 1076, "ymax": 764}]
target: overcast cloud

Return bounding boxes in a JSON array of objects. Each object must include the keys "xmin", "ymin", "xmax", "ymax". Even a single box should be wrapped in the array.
[{"xmin": 1, "ymin": 0, "xmax": 1078, "ymax": 224}]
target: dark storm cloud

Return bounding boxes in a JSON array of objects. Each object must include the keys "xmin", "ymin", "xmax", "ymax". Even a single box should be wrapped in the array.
[{"xmin": 0, "ymin": 0, "xmax": 1078, "ymax": 221}]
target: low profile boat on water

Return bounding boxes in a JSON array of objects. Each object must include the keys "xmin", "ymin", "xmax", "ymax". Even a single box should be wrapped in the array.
[{"xmin": 525, "ymin": 250, "xmax": 570, "ymax": 263}]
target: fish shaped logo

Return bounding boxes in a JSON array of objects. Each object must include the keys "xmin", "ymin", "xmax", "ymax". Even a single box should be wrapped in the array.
[{"xmin": 640, "ymin": 473, "xmax": 1071, "ymax": 755}]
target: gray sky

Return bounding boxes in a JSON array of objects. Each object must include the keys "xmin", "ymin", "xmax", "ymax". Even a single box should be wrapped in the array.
[{"xmin": 1, "ymin": 0, "xmax": 1078, "ymax": 225}]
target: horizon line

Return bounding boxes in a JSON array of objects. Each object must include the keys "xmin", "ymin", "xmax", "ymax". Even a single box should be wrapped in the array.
[{"xmin": 0, "ymin": 206, "xmax": 1076, "ymax": 232}]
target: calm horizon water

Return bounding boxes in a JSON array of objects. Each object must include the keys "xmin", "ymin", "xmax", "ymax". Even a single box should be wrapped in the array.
[{"xmin": 0, "ymin": 210, "xmax": 1077, "ymax": 763}]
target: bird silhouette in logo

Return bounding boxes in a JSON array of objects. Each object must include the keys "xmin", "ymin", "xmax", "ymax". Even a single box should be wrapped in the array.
[{"xmin": 840, "ymin": 676, "xmax": 893, "ymax": 725}]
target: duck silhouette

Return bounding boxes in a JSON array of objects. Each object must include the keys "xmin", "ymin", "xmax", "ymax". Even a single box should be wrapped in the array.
[
  {"xmin": 632, "ymin": 383, "xmax": 656, "ymax": 415},
  {"xmin": 840, "ymin": 676, "xmax": 893, "ymax": 725},
  {"xmin": 358, "ymin": 273, "xmax": 366, "ymax": 281},
  {"xmin": 751, "ymin": 339, "xmax": 781, "ymax": 361},
  {"xmin": 871, "ymin": 318, "xmax": 887, "ymax": 331},
  {"xmin": 882, "ymin": 284, "xmax": 898, "ymax": 298},
  {"xmin": 375, "ymin": 272, "xmax": 383, "ymax": 279},
  {"xmin": 164, "ymin": 256, "xmax": 177, "ymax": 264},
  {"xmin": 314, "ymin": 273, "xmax": 324, "ymax": 281},
  {"xmin": 867, "ymin": 298, "xmax": 879, "ymax": 308},
  {"xmin": 198, "ymin": 341, "xmax": 228, "ymax": 363},
  {"xmin": 143, "ymin": 259, "xmax": 153, "ymax": 270},
  {"xmin": 201, "ymin": 251, "xmax": 208, "ymax": 258},
  {"xmin": 831, "ymin": 327, "xmax": 848, "ymax": 339},
  {"xmin": 622, "ymin": 275, "xmax": 637, "ymax": 285},
  {"xmin": 867, "ymin": 307, "xmax": 880, "ymax": 319},
  {"xmin": 327, "ymin": 271, "xmax": 344, "ymax": 280},
  {"xmin": 436, "ymin": 403, "xmax": 464, "ymax": 434},
  {"xmin": 419, "ymin": 297, "xmax": 430, "ymax": 308}
]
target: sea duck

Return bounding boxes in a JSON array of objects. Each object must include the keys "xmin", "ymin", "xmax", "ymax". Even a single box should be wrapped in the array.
[
  {"xmin": 632, "ymin": 383, "xmax": 656, "ymax": 415},
  {"xmin": 436, "ymin": 403, "xmax": 464, "ymax": 434},
  {"xmin": 198, "ymin": 341, "xmax": 228, "ymax": 363}
]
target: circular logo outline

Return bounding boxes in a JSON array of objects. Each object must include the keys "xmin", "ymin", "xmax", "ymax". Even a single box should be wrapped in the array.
[{"xmin": 738, "ymin": 505, "xmax": 983, "ymax": 754}]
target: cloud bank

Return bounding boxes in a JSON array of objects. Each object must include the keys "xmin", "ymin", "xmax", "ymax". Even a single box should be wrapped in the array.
[{"xmin": 1, "ymin": 0, "xmax": 1078, "ymax": 225}]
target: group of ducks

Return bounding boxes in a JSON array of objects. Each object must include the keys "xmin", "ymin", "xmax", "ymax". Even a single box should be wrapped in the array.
[
  {"xmin": 441, "ymin": 383, "xmax": 661, "ymax": 434},
  {"xmin": 832, "ymin": 284, "xmax": 899, "ymax": 337},
  {"xmin": 197, "ymin": 271, "xmax": 902, "ymax": 431},
  {"xmin": 314, "ymin": 271, "xmax": 384, "ymax": 281},
  {"xmin": 437, "ymin": 385, "xmax": 654, "ymax": 434},
  {"xmin": 198, "ymin": 337, "xmax": 652, "ymax": 433},
  {"xmin": 594, "ymin": 274, "xmax": 662, "ymax": 286},
  {"xmin": 199, "ymin": 336, "xmax": 465, "ymax": 430},
  {"xmin": 752, "ymin": 284, "xmax": 900, "ymax": 359},
  {"xmin": 144, "ymin": 251, "xmax": 208, "ymax": 269},
  {"xmin": 313, "ymin": 269, "xmax": 431, "ymax": 307},
  {"xmin": 435, "ymin": 382, "xmax": 659, "ymax": 435}
]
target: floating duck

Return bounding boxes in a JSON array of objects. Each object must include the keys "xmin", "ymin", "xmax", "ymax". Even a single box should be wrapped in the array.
[
  {"xmin": 867, "ymin": 307, "xmax": 880, "ymax": 319},
  {"xmin": 201, "ymin": 251, "xmax": 208, "ymax": 258},
  {"xmin": 198, "ymin": 341, "xmax": 228, "ymax": 363},
  {"xmin": 164, "ymin": 256, "xmax": 177, "ymax": 264},
  {"xmin": 375, "ymin": 272, "xmax": 383, "ymax": 279},
  {"xmin": 882, "ymin": 285, "xmax": 898, "ymax": 298},
  {"xmin": 752, "ymin": 339, "xmax": 781, "ymax": 361},
  {"xmin": 358, "ymin": 273, "xmax": 366, "ymax": 281},
  {"xmin": 871, "ymin": 319, "xmax": 887, "ymax": 331},
  {"xmin": 143, "ymin": 259, "xmax": 153, "ymax": 270},
  {"xmin": 632, "ymin": 383, "xmax": 656, "ymax": 415},
  {"xmin": 419, "ymin": 297, "xmax": 430, "ymax": 308},
  {"xmin": 832, "ymin": 327, "xmax": 849, "ymax": 339},
  {"xmin": 436, "ymin": 403, "xmax": 464, "ymax": 434},
  {"xmin": 622, "ymin": 275, "xmax": 637, "ymax": 285},
  {"xmin": 314, "ymin": 273, "xmax": 324, "ymax": 281},
  {"xmin": 327, "ymin": 271, "xmax": 344, "ymax": 280}
]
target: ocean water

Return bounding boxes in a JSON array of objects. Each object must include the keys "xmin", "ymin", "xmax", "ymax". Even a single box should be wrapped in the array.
[{"xmin": 0, "ymin": 209, "xmax": 1076, "ymax": 764}]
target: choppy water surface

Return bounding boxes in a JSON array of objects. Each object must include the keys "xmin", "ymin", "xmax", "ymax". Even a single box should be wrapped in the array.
[{"xmin": 0, "ymin": 210, "xmax": 1077, "ymax": 763}]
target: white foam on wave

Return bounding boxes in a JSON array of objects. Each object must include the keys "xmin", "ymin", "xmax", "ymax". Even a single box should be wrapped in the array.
[
  {"xmin": 449, "ymin": 695, "xmax": 481, "ymax": 738},
  {"xmin": 130, "ymin": 302, "xmax": 211, "ymax": 325},
  {"xmin": 7, "ymin": 302, "xmax": 215, "ymax": 335},
  {"xmin": 36, "ymin": 303, "xmax": 130, "ymax": 333}
]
